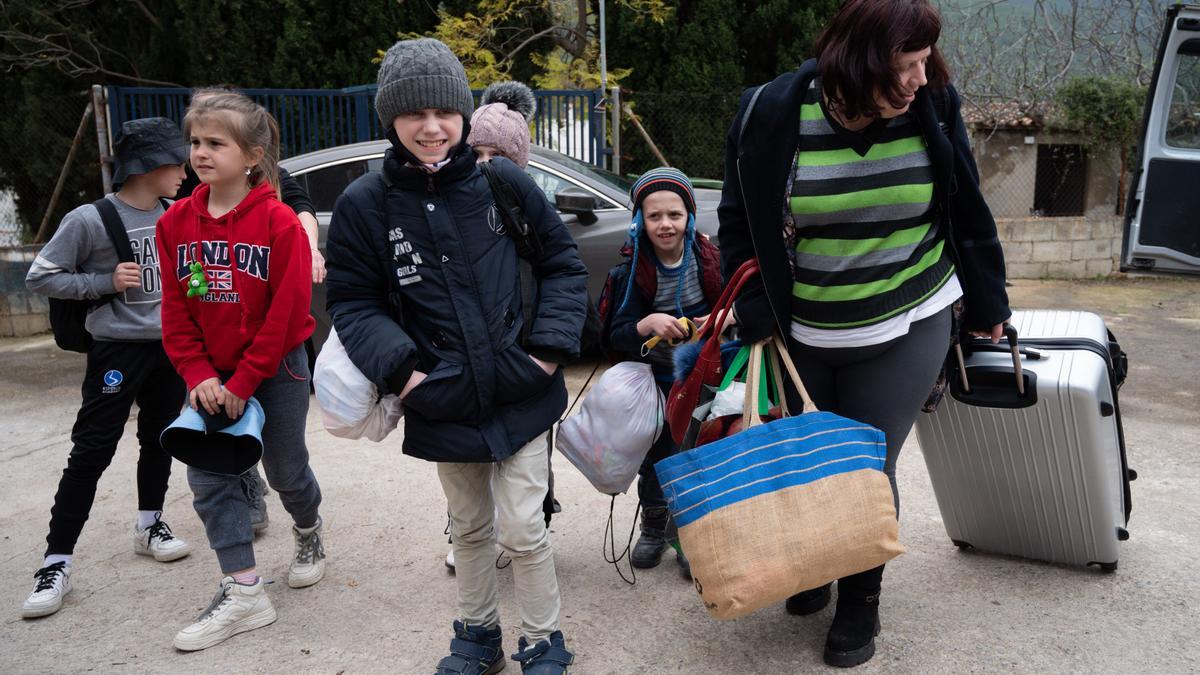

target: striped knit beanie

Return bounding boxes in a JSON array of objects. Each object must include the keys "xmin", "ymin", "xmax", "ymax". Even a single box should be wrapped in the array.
[
  {"xmin": 629, "ymin": 167, "xmax": 697, "ymax": 217},
  {"xmin": 618, "ymin": 167, "xmax": 699, "ymax": 315}
]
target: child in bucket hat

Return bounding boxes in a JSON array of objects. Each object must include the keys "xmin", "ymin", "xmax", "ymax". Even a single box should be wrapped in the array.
[
  {"xmin": 603, "ymin": 167, "xmax": 725, "ymax": 577},
  {"xmin": 325, "ymin": 38, "xmax": 586, "ymax": 674},
  {"xmin": 22, "ymin": 117, "xmax": 193, "ymax": 619}
]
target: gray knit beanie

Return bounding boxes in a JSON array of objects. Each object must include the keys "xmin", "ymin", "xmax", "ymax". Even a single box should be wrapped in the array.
[
  {"xmin": 375, "ymin": 38, "xmax": 474, "ymax": 126},
  {"xmin": 468, "ymin": 81, "xmax": 536, "ymax": 168}
]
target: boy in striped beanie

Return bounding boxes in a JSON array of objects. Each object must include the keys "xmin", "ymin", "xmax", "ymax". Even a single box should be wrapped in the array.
[{"xmin": 605, "ymin": 167, "xmax": 724, "ymax": 576}]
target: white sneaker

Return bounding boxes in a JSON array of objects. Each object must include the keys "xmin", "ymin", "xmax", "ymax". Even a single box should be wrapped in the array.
[
  {"xmin": 445, "ymin": 547, "xmax": 455, "ymax": 570},
  {"xmin": 134, "ymin": 517, "xmax": 192, "ymax": 562},
  {"xmin": 173, "ymin": 577, "xmax": 277, "ymax": 651},
  {"xmin": 287, "ymin": 519, "xmax": 326, "ymax": 588},
  {"xmin": 21, "ymin": 562, "xmax": 72, "ymax": 618}
]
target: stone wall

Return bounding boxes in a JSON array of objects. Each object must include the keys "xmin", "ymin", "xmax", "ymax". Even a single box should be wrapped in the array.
[
  {"xmin": 0, "ymin": 246, "xmax": 49, "ymax": 337},
  {"xmin": 996, "ymin": 215, "xmax": 1122, "ymax": 279}
]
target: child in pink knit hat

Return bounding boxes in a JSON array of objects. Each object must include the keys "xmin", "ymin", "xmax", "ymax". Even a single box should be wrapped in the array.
[{"xmin": 468, "ymin": 81, "xmax": 536, "ymax": 168}]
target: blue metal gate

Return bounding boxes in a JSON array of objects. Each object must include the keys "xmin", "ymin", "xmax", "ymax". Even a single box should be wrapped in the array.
[{"xmin": 107, "ymin": 85, "xmax": 607, "ymax": 165}]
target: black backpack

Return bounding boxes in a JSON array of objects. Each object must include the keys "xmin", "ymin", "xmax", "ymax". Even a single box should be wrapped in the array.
[
  {"xmin": 47, "ymin": 198, "xmax": 150, "ymax": 352},
  {"xmin": 479, "ymin": 161, "xmax": 602, "ymax": 357}
]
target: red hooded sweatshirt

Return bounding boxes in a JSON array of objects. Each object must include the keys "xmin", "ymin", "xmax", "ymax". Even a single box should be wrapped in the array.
[{"xmin": 157, "ymin": 181, "xmax": 315, "ymax": 401}]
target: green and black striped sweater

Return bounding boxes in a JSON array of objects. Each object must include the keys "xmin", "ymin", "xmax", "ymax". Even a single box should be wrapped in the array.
[{"xmin": 788, "ymin": 80, "xmax": 956, "ymax": 330}]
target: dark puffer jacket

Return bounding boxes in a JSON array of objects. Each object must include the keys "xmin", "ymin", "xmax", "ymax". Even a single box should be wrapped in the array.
[{"xmin": 324, "ymin": 147, "xmax": 588, "ymax": 463}]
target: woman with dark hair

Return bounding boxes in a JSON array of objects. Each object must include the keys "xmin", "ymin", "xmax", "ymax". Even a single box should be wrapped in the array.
[{"xmin": 717, "ymin": 0, "xmax": 1009, "ymax": 667}]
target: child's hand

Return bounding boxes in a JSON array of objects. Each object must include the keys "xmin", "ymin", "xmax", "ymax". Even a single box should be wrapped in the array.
[
  {"xmin": 637, "ymin": 313, "xmax": 688, "ymax": 340},
  {"xmin": 400, "ymin": 370, "xmax": 428, "ymax": 399},
  {"xmin": 190, "ymin": 377, "xmax": 223, "ymax": 415},
  {"xmin": 112, "ymin": 262, "xmax": 142, "ymax": 292},
  {"xmin": 221, "ymin": 388, "xmax": 246, "ymax": 420}
]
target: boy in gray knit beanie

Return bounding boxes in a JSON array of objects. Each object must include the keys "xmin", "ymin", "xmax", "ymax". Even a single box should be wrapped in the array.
[
  {"xmin": 332, "ymin": 37, "xmax": 580, "ymax": 674},
  {"xmin": 374, "ymin": 38, "xmax": 474, "ymax": 167}
]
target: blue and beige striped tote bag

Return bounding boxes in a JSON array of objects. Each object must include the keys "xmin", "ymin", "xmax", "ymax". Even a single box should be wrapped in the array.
[{"xmin": 655, "ymin": 337, "xmax": 903, "ymax": 619}]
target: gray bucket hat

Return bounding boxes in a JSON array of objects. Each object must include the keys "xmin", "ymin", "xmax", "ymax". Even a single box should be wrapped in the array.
[{"xmin": 112, "ymin": 117, "xmax": 188, "ymax": 186}]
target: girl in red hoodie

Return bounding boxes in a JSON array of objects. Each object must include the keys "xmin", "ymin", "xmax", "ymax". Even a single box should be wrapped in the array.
[{"xmin": 156, "ymin": 91, "xmax": 325, "ymax": 652}]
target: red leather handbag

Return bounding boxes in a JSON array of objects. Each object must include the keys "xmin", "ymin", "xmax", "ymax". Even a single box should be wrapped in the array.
[{"xmin": 665, "ymin": 259, "xmax": 759, "ymax": 445}]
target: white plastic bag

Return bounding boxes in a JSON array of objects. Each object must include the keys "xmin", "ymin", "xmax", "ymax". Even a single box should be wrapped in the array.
[
  {"xmin": 556, "ymin": 362, "xmax": 663, "ymax": 495},
  {"xmin": 706, "ymin": 381, "xmax": 746, "ymax": 420},
  {"xmin": 314, "ymin": 328, "xmax": 403, "ymax": 441}
]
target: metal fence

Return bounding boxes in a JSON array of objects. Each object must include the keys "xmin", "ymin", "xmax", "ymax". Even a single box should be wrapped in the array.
[
  {"xmin": 615, "ymin": 90, "xmax": 743, "ymax": 182},
  {"xmin": 108, "ymin": 85, "xmax": 608, "ymax": 165},
  {"xmin": 0, "ymin": 89, "xmax": 99, "ymax": 246}
]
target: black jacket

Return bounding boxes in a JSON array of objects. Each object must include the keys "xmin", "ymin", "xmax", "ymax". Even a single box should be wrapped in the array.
[
  {"xmin": 718, "ymin": 59, "xmax": 1010, "ymax": 342},
  {"xmin": 324, "ymin": 146, "xmax": 588, "ymax": 463}
]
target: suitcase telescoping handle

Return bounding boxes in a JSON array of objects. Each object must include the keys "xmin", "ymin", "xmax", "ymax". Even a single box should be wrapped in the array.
[{"xmin": 955, "ymin": 324, "xmax": 1027, "ymax": 397}]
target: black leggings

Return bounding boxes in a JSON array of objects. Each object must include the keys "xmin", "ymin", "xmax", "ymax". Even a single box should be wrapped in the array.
[
  {"xmin": 785, "ymin": 306, "xmax": 952, "ymax": 514},
  {"xmin": 45, "ymin": 340, "xmax": 185, "ymax": 556},
  {"xmin": 787, "ymin": 307, "xmax": 952, "ymax": 596}
]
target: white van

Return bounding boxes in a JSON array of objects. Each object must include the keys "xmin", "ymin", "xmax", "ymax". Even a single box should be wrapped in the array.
[{"xmin": 1123, "ymin": 4, "xmax": 1200, "ymax": 274}]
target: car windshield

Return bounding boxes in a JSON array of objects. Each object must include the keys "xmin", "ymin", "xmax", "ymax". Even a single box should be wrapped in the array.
[{"xmin": 540, "ymin": 149, "xmax": 633, "ymax": 193}]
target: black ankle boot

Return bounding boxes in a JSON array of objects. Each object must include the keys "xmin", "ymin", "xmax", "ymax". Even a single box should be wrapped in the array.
[
  {"xmin": 823, "ymin": 566, "xmax": 884, "ymax": 668},
  {"xmin": 785, "ymin": 582, "xmax": 832, "ymax": 615},
  {"xmin": 630, "ymin": 506, "xmax": 668, "ymax": 569}
]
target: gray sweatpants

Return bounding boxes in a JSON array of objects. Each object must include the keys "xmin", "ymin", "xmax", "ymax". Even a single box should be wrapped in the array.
[
  {"xmin": 188, "ymin": 345, "xmax": 323, "ymax": 573},
  {"xmin": 786, "ymin": 307, "xmax": 952, "ymax": 513}
]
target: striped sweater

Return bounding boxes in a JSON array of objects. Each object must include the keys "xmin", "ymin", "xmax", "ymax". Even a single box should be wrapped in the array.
[{"xmin": 787, "ymin": 80, "xmax": 956, "ymax": 330}]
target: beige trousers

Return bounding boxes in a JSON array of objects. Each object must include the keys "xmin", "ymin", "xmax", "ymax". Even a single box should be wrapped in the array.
[{"xmin": 436, "ymin": 431, "xmax": 560, "ymax": 643}]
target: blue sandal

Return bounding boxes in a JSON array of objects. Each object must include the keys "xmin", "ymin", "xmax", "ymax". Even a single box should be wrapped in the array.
[
  {"xmin": 435, "ymin": 620, "xmax": 505, "ymax": 675},
  {"xmin": 511, "ymin": 631, "xmax": 574, "ymax": 674}
]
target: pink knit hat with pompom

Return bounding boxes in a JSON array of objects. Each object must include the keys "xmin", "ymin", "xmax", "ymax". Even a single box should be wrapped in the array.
[{"xmin": 467, "ymin": 81, "xmax": 536, "ymax": 168}]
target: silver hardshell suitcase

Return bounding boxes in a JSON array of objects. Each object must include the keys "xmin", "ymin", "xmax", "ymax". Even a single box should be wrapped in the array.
[{"xmin": 914, "ymin": 310, "xmax": 1133, "ymax": 571}]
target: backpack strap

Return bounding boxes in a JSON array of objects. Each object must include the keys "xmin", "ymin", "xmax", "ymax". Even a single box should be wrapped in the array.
[
  {"xmin": 737, "ymin": 84, "xmax": 767, "ymax": 154},
  {"xmin": 479, "ymin": 160, "xmax": 542, "ymax": 346},
  {"xmin": 480, "ymin": 161, "xmax": 543, "ymax": 261},
  {"xmin": 930, "ymin": 87, "xmax": 952, "ymax": 137},
  {"xmin": 91, "ymin": 198, "xmax": 135, "ymax": 264}
]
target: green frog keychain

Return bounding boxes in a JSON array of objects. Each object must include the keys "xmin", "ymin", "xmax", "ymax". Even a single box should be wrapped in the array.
[{"xmin": 186, "ymin": 261, "xmax": 208, "ymax": 297}]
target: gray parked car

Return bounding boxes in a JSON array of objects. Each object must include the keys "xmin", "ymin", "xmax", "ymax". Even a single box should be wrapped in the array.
[{"xmin": 280, "ymin": 141, "xmax": 721, "ymax": 356}]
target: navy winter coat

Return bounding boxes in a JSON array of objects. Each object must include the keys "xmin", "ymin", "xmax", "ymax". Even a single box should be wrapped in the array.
[{"xmin": 324, "ymin": 146, "xmax": 588, "ymax": 463}]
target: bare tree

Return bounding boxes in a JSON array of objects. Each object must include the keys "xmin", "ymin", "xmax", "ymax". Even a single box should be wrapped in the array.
[
  {"xmin": 0, "ymin": 0, "xmax": 181, "ymax": 86},
  {"xmin": 938, "ymin": 0, "xmax": 1166, "ymax": 120}
]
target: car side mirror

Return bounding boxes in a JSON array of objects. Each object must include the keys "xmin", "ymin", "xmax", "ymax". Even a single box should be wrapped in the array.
[{"xmin": 555, "ymin": 187, "xmax": 599, "ymax": 225}]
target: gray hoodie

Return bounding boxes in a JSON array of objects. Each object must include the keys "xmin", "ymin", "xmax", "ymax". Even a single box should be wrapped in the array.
[{"xmin": 26, "ymin": 193, "xmax": 167, "ymax": 342}]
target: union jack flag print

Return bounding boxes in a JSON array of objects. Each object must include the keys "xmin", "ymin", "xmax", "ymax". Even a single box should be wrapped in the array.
[{"xmin": 209, "ymin": 269, "xmax": 233, "ymax": 291}]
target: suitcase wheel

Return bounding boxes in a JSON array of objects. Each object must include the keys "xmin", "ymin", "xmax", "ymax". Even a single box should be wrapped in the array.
[
  {"xmin": 1088, "ymin": 561, "xmax": 1118, "ymax": 573},
  {"xmin": 951, "ymin": 539, "xmax": 975, "ymax": 551}
]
